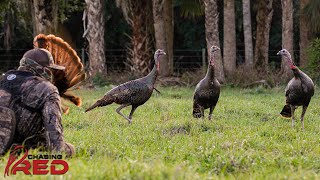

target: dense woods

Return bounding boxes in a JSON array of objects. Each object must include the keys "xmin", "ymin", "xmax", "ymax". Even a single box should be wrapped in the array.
[{"xmin": 0, "ymin": 0, "xmax": 319, "ymax": 84}]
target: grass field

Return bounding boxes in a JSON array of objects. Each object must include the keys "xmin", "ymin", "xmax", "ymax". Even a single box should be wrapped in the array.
[{"xmin": 1, "ymin": 86, "xmax": 320, "ymax": 179}]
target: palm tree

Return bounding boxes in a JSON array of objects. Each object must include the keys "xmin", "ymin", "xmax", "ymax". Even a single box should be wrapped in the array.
[
  {"xmin": 83, "ymin": 0, "xmax": 106, "ymax": 77},
  {"xmin": 304, "ymin": 0, "xmax": 320, "ymax": 34},
  {"xmin": 254, "ymin": 0, "xmax": 273, "ymax": 70},
  {"xmin": 31, "ymin": 0, "xmax": 59, "ymax": 35},
  {"xmin": 299, "ymin": 0, "xmax": 310, "ymax": 68},
  {"xmin": 153, "ymin": 0, "xmax": 172, "ymax": 77},
  {"xmin": 300, "ymin": 0, "xmax": 320, "ymax": 67},
  {"xmin": 223, "ymin": 0, "xmax": 236, "ymax": 77},
  {"xmin": 281, "ymin": 0, "xmax": 294, "ymax": 79},
  {"xmin": 242, "ymin": 0, "xmax": 253, "ymax": 67},
  {"xmin": 164, "ymin": 0, "xmax": 174, "ymax": 75},
  {"xmin": 204, "ymin": 0, "xmax": 225, "ymax": 83},
  {"xmin": 3, "ymin": 1, "xmax": 15, "ymax": 51},
  {"xmin": 116, "ymin": 0, "xmax": 154, "ymax": 75}
]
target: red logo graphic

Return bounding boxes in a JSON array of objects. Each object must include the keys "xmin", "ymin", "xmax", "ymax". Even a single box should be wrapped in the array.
[{"xmin": 4, "ymin": 146, "xmax": 69, "ymax": 177}]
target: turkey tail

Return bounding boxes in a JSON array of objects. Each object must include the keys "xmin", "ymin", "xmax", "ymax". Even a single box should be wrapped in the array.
[
  {"xmin": 192, "ymin": 103, "xmax": 202, "ymax": 118},
  {"xmin": 61, "ymin": 105, "xmax": 70, "ymax": 114},
  {"xmin": 193, "ymin": 109, "xmax": 202, "ymax": 118},
  {"xmin": 280, "ymin": 104, "xmax": 291, "ymax": 118},
  {"xmin": 153, "ymin": 87, "xmax": 161, "ymax": 94},
  {"xmin": 85, "ymin": 98, "xmax": 113, "ymax": 112},
  {"xmin": 33, "ymin": 34, "xmax": 48, "ymax": 48},
  {"xmin": 61, "ymin": 93, "xmax": 82, "ymax": 107},
  {"xmin": 33, "ymin": 34, "xmax": 86, "ymax": 109}
]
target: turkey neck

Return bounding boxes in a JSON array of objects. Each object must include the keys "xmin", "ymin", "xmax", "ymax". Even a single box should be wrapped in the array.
[
  {"xmin": 205, "ymin": 65, "xmax": 215, "ymax": 81},
  {"xmin": 144, "ymin": 63, "xmax": 158, "ymax": 85},
  {"xmin": 284, "ymin": 56, "xmax": 300, "ymax": 78}
]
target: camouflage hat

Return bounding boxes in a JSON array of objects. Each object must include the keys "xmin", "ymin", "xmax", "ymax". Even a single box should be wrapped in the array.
[{"xmin": 22, "ymin": 48, "xmax": 65, "ymax": 70}]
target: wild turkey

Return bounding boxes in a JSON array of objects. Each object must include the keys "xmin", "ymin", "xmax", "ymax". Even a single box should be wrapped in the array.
[
  {"xmin": 193, "ymin": 46, "xmax": 221, "ymax": 120},
  {"xmin": 85, "ymin": 49, "xmax": 166, "ymax": 123},
  {"xmin": 277, "ymin": 49, "xmax": 314, "ymax": 129},
  {"xmin": 33, "ymin": 34, "xmax": 86, "ymax": 113}
]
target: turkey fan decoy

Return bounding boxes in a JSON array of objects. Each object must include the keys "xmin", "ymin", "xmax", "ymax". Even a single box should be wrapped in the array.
[
  {"xmin": 33, "ymin": 34, "xmax": 86, "ymax": 113},
  {"xmin": 193, "ymin": 46, "xmax": 221, "ymax": 120},
  {"xmin": 277, "ymin": 49, "xmax": 314, "ymax": 129},
  {"xmin": 85, "ymin": 49, "xmax": 166, "ymax": 123}
]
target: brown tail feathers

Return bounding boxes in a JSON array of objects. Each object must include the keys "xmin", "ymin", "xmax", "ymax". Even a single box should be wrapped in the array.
[
  {"xmin": 33, "ymin": 34, "xmax": 86, "ymax": 108},
  {"xmin": 280, "ymin": 104, "xmax": 291, "ymax": 118},
  {"xmin": 192, "ymin": 103, "xmax": 202, "ymax": 118},
  {"xmin": 85, "ymin": 99, "xmax": 113, "ymax": 112},
  {"xmin": 61, "ymin": 93, "xmax": 82, "ymax": 107}
]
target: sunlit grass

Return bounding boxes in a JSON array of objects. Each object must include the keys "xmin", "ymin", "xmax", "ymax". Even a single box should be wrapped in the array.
[{"xmin": 0, "ymin": 86, "xmax": 319, "ymax": 179}]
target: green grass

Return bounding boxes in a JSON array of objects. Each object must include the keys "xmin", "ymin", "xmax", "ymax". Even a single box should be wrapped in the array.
[{"xmin": 1, "ymin": 86, "xmax": 320, "ymax": 179}]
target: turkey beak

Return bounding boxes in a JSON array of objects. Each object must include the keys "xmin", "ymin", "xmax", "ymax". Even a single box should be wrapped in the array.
[{"xmin": 276, "ymin": 51, "xmax": 281, "ymax": 56}]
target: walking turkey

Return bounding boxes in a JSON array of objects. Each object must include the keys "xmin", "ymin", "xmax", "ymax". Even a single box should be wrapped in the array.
[
  {"xmin": 33, "ymin": 34, "xmax": 86, "ymax": 113},
  {"xmin": 193, "ymin": 46, "xmax": 221, "ymax": 120},
  {"xmin": 277, "ymin": 49, "xmax": 314, "ymax": 129},
  {"xmin": 85, "ymin": 49, "xmax": 166, "ymax": 123}
]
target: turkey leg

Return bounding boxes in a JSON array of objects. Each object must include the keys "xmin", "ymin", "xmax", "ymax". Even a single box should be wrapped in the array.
[
  {"xmin": 208, "ymin": 106, "xmax": 215, "ymax": 120},
  {"xmin": 301, "ymin": 106, "xmax": 308, "ymax": 130},
  {"xmin": 128, "ymin": 106, "xmax": 137, "ymax": 121},
  {"xmin": 290, "ymin": 105, "xmax": 296, "ymax": 128},
  {"xmin": 116, "ymin": 104, "xmax": 131, "ymax": 123}
]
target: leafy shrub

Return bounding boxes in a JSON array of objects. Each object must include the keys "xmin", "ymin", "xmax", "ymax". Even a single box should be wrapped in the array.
[
  {"xmin": 307, "ymin": 38, "xmax": 320, "ymax": 83},
  {"xmin": 226, "ymin": 65, "xmax": 284, "ymax": 88},
  {"xmin": 92, "ymin": 72, "xmax": 109, "ymax": 87}
]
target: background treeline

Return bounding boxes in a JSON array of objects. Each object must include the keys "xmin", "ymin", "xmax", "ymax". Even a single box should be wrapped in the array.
[{"xmin": 0, "ymin": 0, "xmax": 319, "ymax": 85}]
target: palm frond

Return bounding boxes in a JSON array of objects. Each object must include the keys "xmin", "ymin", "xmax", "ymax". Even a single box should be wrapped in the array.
[
  {"xmin": 175, "ymin": 0, "xmax": 204, "ymax": 18},
  {"xmin": 303, "ymin": 0, "xmax": 320, "ymax": 33}
]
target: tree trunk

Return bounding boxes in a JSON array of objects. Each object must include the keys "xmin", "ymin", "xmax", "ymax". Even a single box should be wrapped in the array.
[
  {"xmin": 299, "ymin": 0, "xmax": 311, "ymax": 68},
  {"xmin": 130, "ymin": 0, "xmax": 154, "ymax": 75},
  {"xmin": 242, "ymin": 0, "xmax": 254, "ymax": 67},
  {"xmin": 204, "ymin": 0, "xmax": 225, "ymax": 83},
  {"xmin": 84, "ymin": 0, "xmax": 106, "ymax": 77},
  {"xmin": 153, "ymin": 0, "xmax": 170, "ymax": 77},
  {"xmin": 3, "ymin": 4, "xmax": 14, "ymax": 52},
  {"xmin": 116, "ymin": 0, "xmax": 154, "ymax": 75},
  {"xmin": 164, "ymin": 0, "xmax": 174, "ymax": 75},
  {"xmin": 223, "ymin": 0, "xmax": 236, "ymax": 77},
  {"xmin": 32, "ymin": 0, "xmax": 58, "ymax": 35},
  {"xmin": 254, "ymin": 0, "xmax": 273, "ymax": 70},
  {"xmin": 281, "ymin": 0, "xmax": 294, "ymax": 79}
]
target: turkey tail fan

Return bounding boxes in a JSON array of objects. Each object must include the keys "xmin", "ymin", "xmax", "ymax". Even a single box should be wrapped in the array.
[
  {"xmin": 280, "ymin": 104, "xmax": 291, "ymax": 118},
  {"xmin": 61, "ymin": 92, "xmax": 82, "ymax": 107},
  {"xmin": 33, "ymin": 34, "xmax": 86, "ymax": 108},
  {"xmin": 33, "ymin": 34, "xmax": 49, "ymax": 49}
]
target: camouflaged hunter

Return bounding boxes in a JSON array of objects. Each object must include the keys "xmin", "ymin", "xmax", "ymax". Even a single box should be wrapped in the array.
[{"xmin": 0, "ymin": 48, "xmax": 74, "ymax": 156}]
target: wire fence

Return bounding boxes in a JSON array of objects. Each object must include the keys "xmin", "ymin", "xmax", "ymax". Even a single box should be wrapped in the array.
[{"xmin": 0, "ymin": 49, "xmax": 285, "ymax": 74}]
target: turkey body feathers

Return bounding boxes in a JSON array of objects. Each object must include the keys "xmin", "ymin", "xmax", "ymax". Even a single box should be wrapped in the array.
[
  {"xmin": 285, "ymin": 69, "xmax": 314, "ymax": 106},
  {"xmin": 280, "ymin": 69, "xmax": 314, "ymax": 117},
  {"xmin": 193, "ymin": 75, "xmax": 220, "ymax": 119},
  {"xmin": 277, "ymin": 48, "xmax": 314, "ymax": 129},
  {"xmin": 85, "ymin": 49, "xmax": 166, "ymax": 123},
  {"xmin": 85, "ymin": 79, "xmax": 154, "ymax": 113},
  {"xmin": 193, "ymin": 46, "xmax": 221, "ymax": 120}
]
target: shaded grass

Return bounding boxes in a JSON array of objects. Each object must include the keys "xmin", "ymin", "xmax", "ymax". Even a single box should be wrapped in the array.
[{"xmin": 0, "ymin": 86, "xmax": 320, "ymax": 179}]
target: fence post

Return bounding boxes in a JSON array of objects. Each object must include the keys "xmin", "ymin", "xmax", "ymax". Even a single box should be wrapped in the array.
[{"xmin": 202, "ymin": 48, "xmax": 206, "ymax": 73}]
